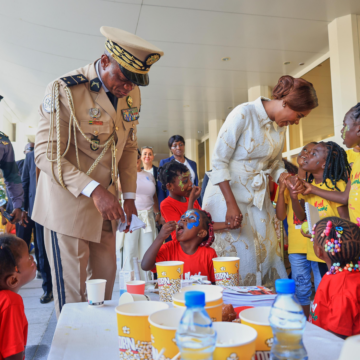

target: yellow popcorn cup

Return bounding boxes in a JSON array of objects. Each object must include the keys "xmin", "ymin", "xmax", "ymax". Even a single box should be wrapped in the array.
[
  {"xmin": 212, "ymin": 257, "xmax": 240, "ymax": 286},
  {"xmin": 115, "ymin": 301, "xmax": 169, "ymax": 360},
  {"xmin": 173, "ymin": 291, "xmax": 223, "ymax": 307},
  {"xmin": 148, "ymin": 308, "xmax": 185, "ymax": 360},
  {"xmin": 213, "ymin": 322, "xmax": 257, "ymax": 360},
  {"xmin": 156, "ymin": 261, "xmax": 184, "ymax": 302},
  {"xmin": 239, "ymin": 307, "xmax": 273, "ymax": 353},
  {"xmin": 173, "ymin": 302, "xmax": 223, "ymax": 322}
]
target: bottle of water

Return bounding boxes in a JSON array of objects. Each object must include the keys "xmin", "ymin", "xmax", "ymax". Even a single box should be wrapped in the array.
[
  {"xmin": 176, "ymin": 291, "xmax": 217, "ymax": 360},
  {"xmin": 269, "ymin": 279, "xmax": 308, "ymax": 360}
]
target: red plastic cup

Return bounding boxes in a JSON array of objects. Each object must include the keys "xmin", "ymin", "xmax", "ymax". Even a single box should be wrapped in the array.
[{"xmin": 126, "ymin": 280, "xmax": 145, "ymax": 295}]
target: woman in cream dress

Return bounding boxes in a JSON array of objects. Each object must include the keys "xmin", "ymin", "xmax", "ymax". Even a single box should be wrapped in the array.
[{"xmin": 203, "ymin": 76, "xmax": 318, "ymax": 287}]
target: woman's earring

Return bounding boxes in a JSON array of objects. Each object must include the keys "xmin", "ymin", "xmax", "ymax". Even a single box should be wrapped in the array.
[{"xmin": 282, "ymin": 103, "xmax": 286, "ymax": 108}]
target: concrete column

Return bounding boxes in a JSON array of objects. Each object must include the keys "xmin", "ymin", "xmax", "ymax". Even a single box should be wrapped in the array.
[
  {"xmin": 328, "ymin": 14, "xmax": 360, "ymax": 145},
  {"xmin": 185, "ymin": 138, "xmax": 199, "ymax": 164},
  {"xmin": 248, "ymin": 85, "xmax": 272, "ymax": 102},
  {"xmin": 209, "ymin": 119, "xmax": 223, "ymax": 162}
]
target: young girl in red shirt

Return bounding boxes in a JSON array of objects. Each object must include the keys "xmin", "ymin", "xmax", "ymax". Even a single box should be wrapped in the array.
[
  {"xmin": 141, "ymin": 209, "xmax": 218, "ymax": 282},
  {"xmin": 157, "ymin": 160, "xmax": 241, "ymax": 240},
  {"xmin": 0, "ymin": 235, "xmax": 37, "ymax": 360},
  {"xmin": 310, "ymin": 217, "xmax": 360, "ymax": 338}
]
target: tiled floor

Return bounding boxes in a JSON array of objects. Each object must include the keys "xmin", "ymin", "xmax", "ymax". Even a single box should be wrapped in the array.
[
  {"xmin": 21, "ymin": 271, "xmax": 121, "ymax": 359},
  {"xmin": 20, "ymin": 279, "xmax": 56, "ymax": 360}
]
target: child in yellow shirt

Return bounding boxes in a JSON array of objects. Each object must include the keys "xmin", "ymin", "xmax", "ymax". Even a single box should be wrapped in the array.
[
  {"xmin": 302, "ymin": 103, "xmax": 360, "ymax": 224},
  {"xmin": 346, "ymin": 145, "xmax": 360, "ymax": 167},
  {"xmin": 276, "ymin": 144, "xmax": 322, "ymax": 319}
]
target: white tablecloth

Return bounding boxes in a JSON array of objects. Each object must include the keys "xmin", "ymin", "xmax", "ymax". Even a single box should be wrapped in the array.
[{"xmin": 48, "ymin": 298, "xmax": 344, "ymax": 360}]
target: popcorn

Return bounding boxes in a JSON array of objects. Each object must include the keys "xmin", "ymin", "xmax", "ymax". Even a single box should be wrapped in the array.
[
  {"xmin": 159, "ymin": 278, "xmax": 181, "ymax": 302},
  {"xmin": 122, "ymin": 326, "xmax": 130, "ymax": 335},
  {"xmin": 215, "ymin": 273, "xmax": 240, "ymax": 287},
  {"xmin": 119, "ymin": 340, "xmax": 152, "ymax": 360}
]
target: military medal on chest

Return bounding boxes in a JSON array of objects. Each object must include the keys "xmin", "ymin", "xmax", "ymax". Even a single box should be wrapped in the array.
[{"xmin": 89, "ymin": 108, "xmax": 103, "ymax": 125}]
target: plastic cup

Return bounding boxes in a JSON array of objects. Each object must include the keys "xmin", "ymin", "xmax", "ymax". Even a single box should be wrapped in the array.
[
  {"xmin": 115, "ymin": 301, "xmax": 169, "ymax": 359},
  {"xmin": 239, "ymin": 307, "xmax": 273, "ymax": 352},
  {"xmin": 149, "ymin": 307, "xmax": 185, "ymax": 360},
  {"xmin": 126, "ymin": 280, "xmax": 145, "ymax": 295},
  {"xmin": 85, "ymin": 279, "xmax": 107, "ymax": 307},
  {"xmin": 212, "ymin": 257, "xmax": 240, "ymax": 286},
  {"xmin": 155, "ymin": 261, "xmax": 184, "ymax": 302},
  {"xmin": 213, "ymin": 322, "xmax": 257, "ymax": 360}
]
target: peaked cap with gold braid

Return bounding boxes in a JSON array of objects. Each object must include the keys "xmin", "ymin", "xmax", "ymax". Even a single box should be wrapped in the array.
[{"xmin": 100, "ymin": 26, "xmax": 164, "ymax": 86}]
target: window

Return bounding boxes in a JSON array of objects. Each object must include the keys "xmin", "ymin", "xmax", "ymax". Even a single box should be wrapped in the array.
[{"xmin": 284, "ymin": 58, "xmax": 334, "ymax": 160}]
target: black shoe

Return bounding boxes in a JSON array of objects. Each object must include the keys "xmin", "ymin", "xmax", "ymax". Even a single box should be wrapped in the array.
[
  {"xmin": 40, "ymin": 291, "xmax": 53, "ymax": 304},
  {"xmin": 36, "ymin": 271, "xmax": 42, "ymax": 280}
]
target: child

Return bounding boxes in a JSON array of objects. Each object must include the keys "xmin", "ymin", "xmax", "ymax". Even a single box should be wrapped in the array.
[
  {"xmin": 0, "ymin": 235, "xmax": 37, "ymax": 360},
  {"xmin": 302, "ymin": 103, "xmax": 360, "ymax": 224},
  {"xmin": 346, "ymin": 145, "xmax": 360, "ymax": 168},
  {"xmin": 310, "ymin": 217, "xmax": 360, "ymax": 338},
  {"xmin": 158, "ymin": 161, "xmax": 240, "ymax": 240},
  {"xmin": 276, "ymin": 144, "xmax": 323, "ymax": 318},
  {"xmin": 141, "ymin": 209, "xmax": 217, "ymax": 282}
]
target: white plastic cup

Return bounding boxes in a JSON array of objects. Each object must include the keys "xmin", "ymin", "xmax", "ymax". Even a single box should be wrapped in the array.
[{"xmin": 86, "ymin": 279, "xmax": 107, "ymax": 307}]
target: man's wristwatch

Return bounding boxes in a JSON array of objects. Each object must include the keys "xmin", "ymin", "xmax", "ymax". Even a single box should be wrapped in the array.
[{"xmin": 155, "ymin": 212, "xmax": 161, "ymax": 216}]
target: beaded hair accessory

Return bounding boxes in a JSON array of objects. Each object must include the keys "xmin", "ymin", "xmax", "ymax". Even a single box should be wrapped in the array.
[
  {"xmin": 327, "ymin": 261, "xmax": 360, "ymax": 275},
  {"xmin": 312, "ymin": 220, "xmax": 343, "ymax": 255},
  {"xmin": 200, "ymin": 211, "xmax": 215, "ymax": 248}
]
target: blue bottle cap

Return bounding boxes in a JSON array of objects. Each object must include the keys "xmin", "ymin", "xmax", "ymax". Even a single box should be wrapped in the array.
[
  {"xmin": 275, "ymin": 279, "xmax": 296, "ymax": 294},
  {"xmin": 185, "ymin": 291, "xmax": 206, "ymax": 308}
]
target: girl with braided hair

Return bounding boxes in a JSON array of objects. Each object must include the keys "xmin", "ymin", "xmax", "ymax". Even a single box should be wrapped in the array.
[
  {"xmin": 303, "ymin": 103, "xmax": 360, "ymax": 225},
  {"xmin": 310, "ymin": 217, "xmax": 360, "ymax": 338},
  {"xmin": 0, "ymin": 235, "xmax": 37, "ymax": 360},
  {"xmin": 287, "ymin": 140, "xmax": 350, "ymax": 246},
  {"xmin": 141, "ymin": 209, "xmax": 218, "ymax": 283}
]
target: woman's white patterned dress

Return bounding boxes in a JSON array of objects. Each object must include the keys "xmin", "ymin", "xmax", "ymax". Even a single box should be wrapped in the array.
[{"xmin": 203, "ymin": 97, "xmax": 287, "ymax": 287}]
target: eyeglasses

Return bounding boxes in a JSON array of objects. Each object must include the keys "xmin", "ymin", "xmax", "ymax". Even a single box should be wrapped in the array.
[{"xmin": 171, "ymin": 143, "xmax": 185, "ymax": 149}]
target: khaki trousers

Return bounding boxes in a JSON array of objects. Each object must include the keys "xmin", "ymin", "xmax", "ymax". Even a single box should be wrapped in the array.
[{"xmin": 44, "ymin": 221, "xmax": 116, "ymax": 318}]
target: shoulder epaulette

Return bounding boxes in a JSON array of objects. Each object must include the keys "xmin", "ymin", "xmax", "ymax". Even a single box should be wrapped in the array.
[
  {"xmin": 60, "ymin": 75, "xmax": 88, "ymax": 87},
  {"xmin": 89, "ymin": 78, "xmax": 102, "ymax": 93},
  {"xmin": 0, "ymin": 131, "xmax": 9, "ymax": 139}
]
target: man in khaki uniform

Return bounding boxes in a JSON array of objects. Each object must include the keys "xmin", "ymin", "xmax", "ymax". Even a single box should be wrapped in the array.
[{"xmin": 33, "ymin": 26, "xmax": 163, "ymax": 316}]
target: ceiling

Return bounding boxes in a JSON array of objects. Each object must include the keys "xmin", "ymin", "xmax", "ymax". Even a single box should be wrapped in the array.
[{"xmin": 1, "ymin": 0, "xmax": 360, "ymax": 157}]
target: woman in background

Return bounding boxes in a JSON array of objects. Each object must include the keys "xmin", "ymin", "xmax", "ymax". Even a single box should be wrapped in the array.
[{"xmin": 119, "ymin": 150, "xmax": 164, "ymax": 280}]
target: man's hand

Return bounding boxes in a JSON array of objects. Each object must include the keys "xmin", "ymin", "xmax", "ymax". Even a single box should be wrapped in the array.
[
  {"xmin": 158, "ymin": 221, "xmax": 177, "ymax": 240},
  {"xmin": 19, "ymin": 211, "xmax": 29, "ymax": 228},
  {"xmin": 10, "ymin": 208, "xmax": 22, "ymax": 224},
  {"xmin": 123, "ymin": 199, "xmax": 138, "ymax": 229},
  {"xmin": 91, "ymin": 185, "xmax": 125, "ymax": 222}
]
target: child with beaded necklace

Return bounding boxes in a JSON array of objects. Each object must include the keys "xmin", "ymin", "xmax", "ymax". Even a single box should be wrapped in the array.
[{"xmin": 310, "ymin": 217, "xmax": 360, "ymax": 338}]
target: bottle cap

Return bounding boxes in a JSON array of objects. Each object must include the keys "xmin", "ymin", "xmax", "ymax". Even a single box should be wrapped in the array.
[
  {"xmin": 185, "ymin": 291, "xmax": 206, "ymax": 308},
  {"xmin": 275, "ymin": 279, "xmax": 296, "ymax": 294}
]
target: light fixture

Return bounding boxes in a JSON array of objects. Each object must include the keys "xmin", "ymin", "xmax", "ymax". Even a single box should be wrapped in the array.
[
  {"xmin": 283, "ymin": 61, "xmax": 291, "ymax": 65},
  {"xmin": 222, "ymin": 57, "xmax": 230, "ymax": 62},
  {"xmin": 198, "ymin": 131, "xmax": 202, "ymax": 134},
  {"xmin": 228, "ymin": 106, "xmax": 233, "ymax": 110},
  {"xmin": 299, "ymin": 62, "xmax": 305, "ymax": 66},
  {"xmin": 183, "ymin": 105, "xmax": 190, "ymax": 108},
  {"xmin": 163, "ymin": 130, "xmax": 167, "ymax": 132}
]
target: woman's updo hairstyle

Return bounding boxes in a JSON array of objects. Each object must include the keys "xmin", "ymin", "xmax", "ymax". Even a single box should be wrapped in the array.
[{"xmin": 272, "ymin": 75, "xmax": 318, "ymax": 112}]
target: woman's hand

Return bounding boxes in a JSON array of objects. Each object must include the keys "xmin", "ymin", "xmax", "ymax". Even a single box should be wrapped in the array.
[{"xmin": 226, "ymin": 203, "xmax": 243, "ymax": 229}]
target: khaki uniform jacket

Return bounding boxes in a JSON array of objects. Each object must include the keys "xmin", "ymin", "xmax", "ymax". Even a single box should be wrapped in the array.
[{"xmin": 33, "ymin": 61, "xmax": 140, "ymax": 243}]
